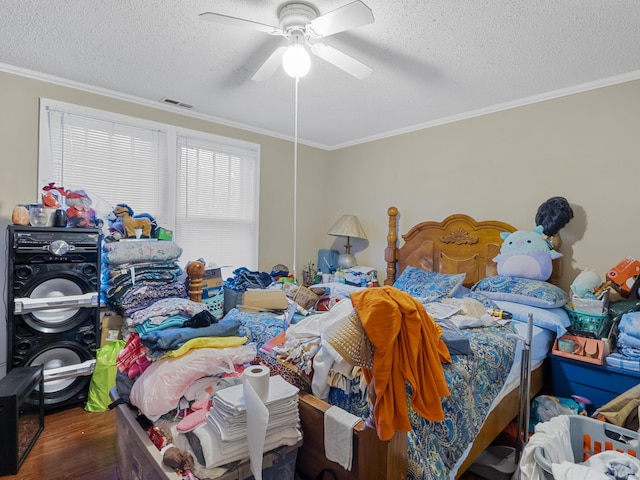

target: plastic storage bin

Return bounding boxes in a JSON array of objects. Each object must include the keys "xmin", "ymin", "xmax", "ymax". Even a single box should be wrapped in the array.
[
  {"xmin": 564, "ymin": 306, "xmax": 612, "ymax": 338},
  {"xmin": 534, "ymin": 415, "xmax": 640, "ymax": 479},
  {"xmin": 111, "ymin": 388, "xmax": 299, "ymax": 480}
]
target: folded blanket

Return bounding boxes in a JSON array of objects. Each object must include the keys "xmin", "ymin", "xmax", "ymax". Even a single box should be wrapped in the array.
[
  {"xmin": 131, "ymin": 298, "xmax": 207, "ymax": 325},
  {"xmin": 617, "ymin": 332, "xmax": 640, "ymax": 350},
  {"xmin": 188, "ymin": 423, "xmax": 301, "ymax": 469},
  {"xmin": 102, "ymin": 240, "xmax": 183, "ymax": 265},
  {"xmin": 121, "ymin": 282, "xmax": 188, "ymax": 316},
  {"xmin": 619, "ymin": 311, "xmax": 640, "ymax": 338},
  {"xmin": 141, "ymin": 318, "xmax": 242, "ymax": 353}
]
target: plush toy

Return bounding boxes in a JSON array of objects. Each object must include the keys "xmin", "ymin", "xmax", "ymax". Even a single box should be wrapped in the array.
[
  {"xmin": 66, "ymin": 190, "xmax": 101, "ymax": 228},
  {"xmin": 493, "ymin": 226, "xmax": 562, "ymax": 281},
  {"xmin": 42, "ymin": 182, "xmax": 66, "ymax": 209},
  {"xmin": 570, "ymin": 269, "xmax": 602, "ymax": 299},
  {"xmin": 112, "ymin": 204, "xmax": 156, "ymax": 238}
]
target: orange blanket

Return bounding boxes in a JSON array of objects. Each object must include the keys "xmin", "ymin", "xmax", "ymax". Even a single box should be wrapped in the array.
[{"xmin": 350, "ymin": 286, "xmax": 451, "ymax": 441}]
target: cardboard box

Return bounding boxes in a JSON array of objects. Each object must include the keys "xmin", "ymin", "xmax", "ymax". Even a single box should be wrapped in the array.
[
  {"xmin": 101, "ymin": 314, "xmax": 123, "ymax": 347},
  {"xmin": 201, "ymin": 268, "xmax": 222, "ymax": 299}
]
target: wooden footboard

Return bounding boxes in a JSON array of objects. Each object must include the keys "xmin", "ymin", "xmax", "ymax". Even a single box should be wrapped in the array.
[
  {"xmin": 296, "ymin": 362, "xmax": 547, "ymax": 480},
  {"xmin": 296, "ymin": 392, "xmax": 408, "ymax": 480}
]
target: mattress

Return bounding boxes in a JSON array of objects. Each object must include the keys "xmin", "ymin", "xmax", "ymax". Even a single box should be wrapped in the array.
[{"xmin": 498, "ymin": 321, "xmax": 555, "ymax": 403}]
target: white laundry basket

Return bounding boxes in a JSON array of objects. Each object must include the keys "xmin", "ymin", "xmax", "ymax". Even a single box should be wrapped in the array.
[{"xmin": 534, "ymin": 415, "xmax": 640, "ymax": 479}]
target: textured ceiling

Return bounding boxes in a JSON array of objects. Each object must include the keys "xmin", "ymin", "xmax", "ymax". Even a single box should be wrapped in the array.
[{"xmin": 1, "ymin": 1, "xmax": 640, "ymax": 149}]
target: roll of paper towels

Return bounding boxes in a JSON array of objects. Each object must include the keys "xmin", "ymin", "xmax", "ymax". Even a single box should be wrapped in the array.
[
  {"xmin": 244, "ymin": 365, "xmax": 270, "ymax": 402},
  {"xmin": 243, "ymin": 365, "xmax": 271, "ymax": 480}
]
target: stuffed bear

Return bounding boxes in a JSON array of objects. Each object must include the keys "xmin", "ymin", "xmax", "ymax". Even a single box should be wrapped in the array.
[{"xmin": 493, "ymin": 226, "xmax": 562, "ymax": 281}]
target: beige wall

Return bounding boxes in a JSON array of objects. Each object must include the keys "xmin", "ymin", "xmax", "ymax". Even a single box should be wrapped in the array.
[
  {"xmin": 0, "ymin": 70, "xmax": 331, "ymax": 374},
  {"xmin": 0, "ymin": 71, "xmax": 332, "ymax": 274},
  {"xmin": 325, "ymin": 79, "xmax": 640, "ymax": 292},
  {"xmin": 1, "ymin": 69, "xmax": 639, "ymax": 373}
]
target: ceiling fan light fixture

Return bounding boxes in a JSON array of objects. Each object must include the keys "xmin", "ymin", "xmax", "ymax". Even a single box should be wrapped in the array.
[{"xmin": 282, "ymin": 43, "xmax": 311, "ymax": 78}]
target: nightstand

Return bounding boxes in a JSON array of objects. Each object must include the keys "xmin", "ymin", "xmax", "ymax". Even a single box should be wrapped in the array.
[{"xmin": 550, "ymin": 354, "xmax": 640, "ymax": 408}]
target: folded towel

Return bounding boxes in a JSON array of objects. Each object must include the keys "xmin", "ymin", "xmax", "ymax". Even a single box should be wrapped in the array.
[
  {"xmin": 324, "ymin": 406, "xmax": 361, "ymax": 471},
  {"xmin": 619, "ymin": 312, "xmax": 640, "ymax": 338}
]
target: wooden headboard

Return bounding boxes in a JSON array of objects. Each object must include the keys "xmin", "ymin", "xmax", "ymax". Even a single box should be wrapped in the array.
[{"xmin": 384, "ymin": 207, "xmax": 560, "ymax": 288}]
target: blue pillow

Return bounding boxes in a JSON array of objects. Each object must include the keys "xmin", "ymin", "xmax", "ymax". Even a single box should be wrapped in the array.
[
  {"xmin": 394, "ymin": 266, "xmax": 465, "ymax": 302},
  {"xmin": 493, "ymin": 300, "xmax": 571, "ymax": 337},
  {"xmin": 472, "ymin": 276, "xmax": 568, "ymax": 309}
]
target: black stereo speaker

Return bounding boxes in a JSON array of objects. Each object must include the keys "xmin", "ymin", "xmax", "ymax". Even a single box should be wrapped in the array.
[{"xmin": 6, "ymin": 226, "xmax": 102, "ymax": 410}]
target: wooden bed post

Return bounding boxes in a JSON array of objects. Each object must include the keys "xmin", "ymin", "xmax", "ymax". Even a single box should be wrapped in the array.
[
  {"xmin": 186, "ymin": 260, "xmax": 205, "ymax": 302},
  {"xmin": 384, "ymin": 206, "xmax": 399, "ymax": 286}
]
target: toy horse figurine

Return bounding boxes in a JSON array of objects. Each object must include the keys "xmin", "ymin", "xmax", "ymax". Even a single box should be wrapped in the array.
[{"xmin": 112, "ymin": 204, "xmax": 153, "ymax": 238}]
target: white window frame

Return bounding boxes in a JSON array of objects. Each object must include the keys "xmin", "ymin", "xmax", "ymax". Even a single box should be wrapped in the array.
[{"xmin": 38, "ymin": 98, "xmax": 260, "ymax": 272}]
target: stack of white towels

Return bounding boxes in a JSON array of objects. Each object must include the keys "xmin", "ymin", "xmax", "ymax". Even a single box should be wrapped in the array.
[{"xmin": 192, "ymin": 374, "xmax": 302, "ymax": 469}]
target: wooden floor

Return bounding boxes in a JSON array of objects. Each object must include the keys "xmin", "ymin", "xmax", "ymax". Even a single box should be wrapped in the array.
[
  {"xmin": 0, "ymin": 404, "xmax": 491, "ymax": 480},
  {"xmin": 1, "ymin": 405, "xmax": 119, "ymax": 480}
]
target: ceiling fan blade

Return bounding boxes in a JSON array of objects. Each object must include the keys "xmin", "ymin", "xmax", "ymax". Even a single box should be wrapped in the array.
[
  {"xmin": 310, "ymin": 43, "xmax": 372, "ymax": 79},
  {"xmin": 307, "ymin": 1, "xmax": 374, "ymax": 38},
  {"xmin": 199, "ymin": 12, "xmax": 281, "ymax": 35},
  {"xmin": 251, "ymin": 46, "xmax": 288, "ymax": 82}
]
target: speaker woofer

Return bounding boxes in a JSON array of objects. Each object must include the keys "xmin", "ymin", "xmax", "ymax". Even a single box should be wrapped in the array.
[{"xmin": 23, "ymin": 343, "xmax": 92, "ymax": 409}]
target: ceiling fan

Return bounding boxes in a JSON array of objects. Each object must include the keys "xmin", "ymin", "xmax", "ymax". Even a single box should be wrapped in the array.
[{"xmin": 199, "ymin": 1, "xmax": 374, "ymax": 81}]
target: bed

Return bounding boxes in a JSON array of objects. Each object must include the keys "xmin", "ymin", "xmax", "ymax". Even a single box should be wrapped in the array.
[
  {"xmin": 117, "ymin": 207, "xmax": 568, "ymax": 480},
  {"xmin": 293, "ymin": 208, "xmax": 564, "ymax": 480}
]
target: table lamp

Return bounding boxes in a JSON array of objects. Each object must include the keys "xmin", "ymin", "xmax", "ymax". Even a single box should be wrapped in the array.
[{"xmin": 327, "ymin": 214, "xmax": 367, "ymax": 269}]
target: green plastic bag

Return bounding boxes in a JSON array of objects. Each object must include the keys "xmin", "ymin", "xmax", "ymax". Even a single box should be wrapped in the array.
[{"xmin": 85, "ymin": 339, "xmax": 125, "ymax": 412}]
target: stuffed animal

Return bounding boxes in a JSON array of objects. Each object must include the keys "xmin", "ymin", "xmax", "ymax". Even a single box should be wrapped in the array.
[
  {"xmin": 66, "ymin": 190, "xmax": 100, "ymax": 228},
  {"xmin": 493, "ymin": 226, "xmax": 562, "ymax": 281},
  {"xmin": 42, "ymin": 182, "xmax": 66, "ymax": 209},
  {"xmin": 112, "ymin": 204, "xmax": 156, "ymax": 238},
  {"xmin": 570, "ymin": 269, "xmax": 602, "ymax": 299}
]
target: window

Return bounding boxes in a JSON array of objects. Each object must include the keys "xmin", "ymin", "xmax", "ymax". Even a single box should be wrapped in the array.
[{"xmin": 39, "ymin": 99, "xmax": 260, "ymax": 273}]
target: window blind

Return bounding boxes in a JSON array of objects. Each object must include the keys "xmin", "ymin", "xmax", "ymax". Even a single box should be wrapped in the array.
[
  {"xmin": 176, "ymin": 135, "xmax": 259, "ymax": 271},
  {"xmin": 40, "ymin": 99, "xmax": 260, "ymax": 272},
  {"xmin": 46, "ymin": 108, "xmax": 170, "ymax": 228}
]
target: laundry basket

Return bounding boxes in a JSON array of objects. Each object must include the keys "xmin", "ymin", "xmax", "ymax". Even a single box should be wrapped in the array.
[{"xmin": 534, "ymin": 415, "xmax": 640, "ymax": 479}]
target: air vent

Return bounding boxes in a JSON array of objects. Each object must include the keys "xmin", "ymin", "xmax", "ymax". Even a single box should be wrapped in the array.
[{"xmin": 161, "ymin": 98, "xmax": 194, "ymax": 109}]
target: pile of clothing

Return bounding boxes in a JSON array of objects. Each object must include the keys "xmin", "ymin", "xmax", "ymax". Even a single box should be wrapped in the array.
[
  {"xmin": 606, "ymin": 310, "xmax": 640, "ymax": 372},
  {"xmin": 101, "ymin": 239, "xmax": 186, "ymax": 317}
]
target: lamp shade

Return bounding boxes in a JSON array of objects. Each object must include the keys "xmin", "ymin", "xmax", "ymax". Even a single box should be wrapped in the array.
[
  {"xmin": 327, "ymin": 215, "xmax": 367, "ymax": 269},
  {"xmin": 327, "ymin": 215, "xmax": 368, "ymax": 240}
]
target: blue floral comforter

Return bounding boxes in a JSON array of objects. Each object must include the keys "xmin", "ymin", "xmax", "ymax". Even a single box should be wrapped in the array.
[
  {"xmin": 330, "ymin": 324, "xmax": 517, "ymax": 480},
  {"xmin": 230, "ymin": 307, "xmax": 517, "ymax": 480}
]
